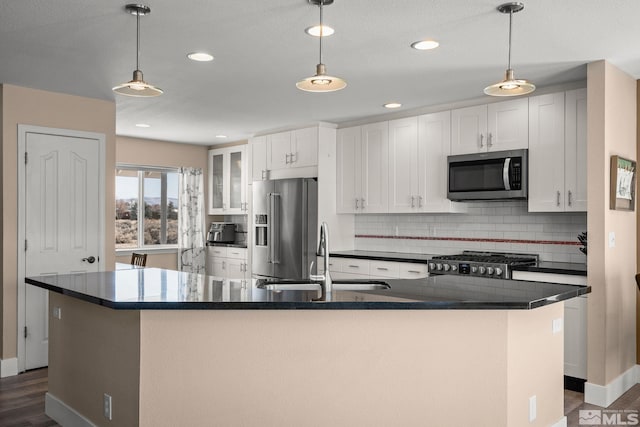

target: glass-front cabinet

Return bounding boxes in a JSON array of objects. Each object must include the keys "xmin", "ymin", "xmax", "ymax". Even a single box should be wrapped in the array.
[{"xmin": 208, "ymin": 146, "xmax": 247, "ymax": 214}]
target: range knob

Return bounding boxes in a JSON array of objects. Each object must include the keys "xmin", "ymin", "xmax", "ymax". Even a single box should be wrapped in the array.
[
  {"xmin": 471, "ymin": 266, "xmax": 478, "ymax": 273},
  {"xmin": 429, "ymin": 262, "xmax": 436, "ymax": 270},
  {"xmin": 436, "ymin": 263, "xmax": 443, "ymax": 271},
  {"xmin": 495, "ymin": 267, "xmax": 503, "ymax": 277},
  {"xmin": 487, "ymin": 267, "xmax": 494, "ymax": 275},
  {"xmin": 443, "ymin": 264, "xmax": 451, "ymax": 272},
  {"xmin": 451, "ymin": 264, "xmax": 458, "ymax": 272},
  {"xmin": 478, "ymin": 266, "xmax": 486, "ymax": 275}
]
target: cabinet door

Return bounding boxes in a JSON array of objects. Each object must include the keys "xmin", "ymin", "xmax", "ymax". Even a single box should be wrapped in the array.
[
  {"xmin": 227, "ymin": 146, "xmax": 246, "ymax": 213},
  {"xmin": 336, "ymin": 127, "xmax": 360, "ymax": 213},
  {"xmin": 266, "ymin": 131, "xmax": 291, "ymax": 170},
  {"xmin": 418, "ymin": 111, "xmax": 463, "ymax": 212},
  {"xmin": 211, "ymin": 258, "xmax": 225, "ymax": 277},
  {"xmin": 528, "ymin": 92, "xmax": 566, "ymax": 212},
  {"xmin": 250, "ymin": 136, "xmax": 267, "ymax": 181},
  {"xmin": 225, "ymin": 258, "xmax": 246, "ymax": 279},
  {"xmin": 388, "ymin": 117, "xmax": 419, "ymax": 213},
  {"xmin": 487, "ymin": 98, "xmax": 529, "ymax": 151},
  {"xmin": 564, "ymin": 296, "xmax": 588, "ymax": 379},
  {"xmin": 451, "ymin": 105, "xmax": 487, "ymax": 155},
  {"xmin": 291, "ymin": 127, "xmax": 318, "ymax": 168},
  {"xmin": 208, "ymin": 150, "xmax": 225, "ymax": 214},
  {"xmin": 361, "ymin": 122, "xmax": 389, "ymax": 213},
  {"xmin": 565, "ymin": 88, "xmax": 588, "ymax": 212}
]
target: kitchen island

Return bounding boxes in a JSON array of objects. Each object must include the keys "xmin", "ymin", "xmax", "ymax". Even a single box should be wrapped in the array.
[{"xmin": 27, "ymin": 268, "xmax": 589, "ymax": 427}]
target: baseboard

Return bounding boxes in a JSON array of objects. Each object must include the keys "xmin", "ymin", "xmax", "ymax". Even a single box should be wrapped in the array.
[
  {"xmin": 45, "ymin": 392, "xmax": 97, "ymax": 427},
  {"xmin": 551, "ymin": 416, "xmax": 568, "ymax": 427},
  {"xmin": 0, "ymin": 357, "xmax": 18, "ymax": 378},
  {"xmin": 584, "ymin": 364, "xmax": 640, "ymax": 407}
]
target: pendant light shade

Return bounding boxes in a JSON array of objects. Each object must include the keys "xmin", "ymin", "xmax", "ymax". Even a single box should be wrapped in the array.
[
  {"xmin": 296, "ymin": 0, "xmax": 346, "ymax": 93},
  {"xmin": 113, "ymin": 4, "xmax": 163, "ymax": 97},
  {"xmin": 484, "ymin": 2, "xmax": 534, "ymax": 97}
]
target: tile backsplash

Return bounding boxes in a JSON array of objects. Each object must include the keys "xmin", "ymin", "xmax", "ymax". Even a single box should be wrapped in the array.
[{"xmin": 354, "ymin": 201, "xmax": 587, "ymax": 263}]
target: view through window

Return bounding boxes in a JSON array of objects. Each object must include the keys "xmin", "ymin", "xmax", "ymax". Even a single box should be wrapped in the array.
[{"xmin": 115, "ymin": 166, "xmax": 179, "ymax": 249}]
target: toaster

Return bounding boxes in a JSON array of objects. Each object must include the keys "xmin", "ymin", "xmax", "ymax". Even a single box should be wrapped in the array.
[{"xmin": 208, "ymin": 223, "xmax": 236, "ymax": 243}]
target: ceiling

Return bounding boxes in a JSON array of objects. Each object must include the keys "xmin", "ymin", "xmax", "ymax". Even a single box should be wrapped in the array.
[{"xmin": 1, "ymin": 0, "xmax": 639, "ymax": 146}]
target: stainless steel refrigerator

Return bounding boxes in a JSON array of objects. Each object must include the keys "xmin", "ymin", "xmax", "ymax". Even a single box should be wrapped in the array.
[{"xmin": 252, "ymin": 178, "xmax": 318, "ymax": 280}]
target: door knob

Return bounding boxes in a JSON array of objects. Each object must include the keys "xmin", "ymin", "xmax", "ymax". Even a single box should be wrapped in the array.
[{"xmin": 82, "ymin": 256, "xmax": 96, "ymax": 264}]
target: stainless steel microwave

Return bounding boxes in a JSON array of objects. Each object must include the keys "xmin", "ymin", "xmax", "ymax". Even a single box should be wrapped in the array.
[{"xmin": 447, "ymin": 149, "xmax": 528, "ymax": 201}]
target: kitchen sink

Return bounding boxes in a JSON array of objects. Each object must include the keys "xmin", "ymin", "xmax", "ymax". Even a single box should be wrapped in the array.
[{"xmin": 256, "ymin": 280, "xmax": 390, "ymax": 292}]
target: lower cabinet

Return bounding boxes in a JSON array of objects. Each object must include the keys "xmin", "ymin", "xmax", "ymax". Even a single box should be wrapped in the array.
[
  {"xmin": 318, "ymin": 257, "xmax": 428, "ymax": 280},
  {"xmin": 206, "ymin": 246, "xmax": 248, "ymax": 279}
]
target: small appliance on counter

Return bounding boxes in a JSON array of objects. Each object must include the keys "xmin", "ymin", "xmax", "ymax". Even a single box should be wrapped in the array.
[
  {"xmin": 207, "ymin": 222, "xmax": 236, "ymax": 244},
  {"xmin": 428, "ymin": 251, "xmax": 538, "ymax": 279}
]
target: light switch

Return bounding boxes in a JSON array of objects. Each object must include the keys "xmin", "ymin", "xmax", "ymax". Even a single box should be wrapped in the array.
[
  {"xmin": 552, "ymin": 318, "xmax": 563, "ymax": 334},
  {"xmin": 53, "ymin": 307, "xmax": 62, "ymax": 319},
  {"xmin": 608, "ymin": 231, "xmax": 616, "ymax": 248}
]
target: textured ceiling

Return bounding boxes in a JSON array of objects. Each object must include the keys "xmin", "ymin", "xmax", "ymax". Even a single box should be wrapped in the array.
[{"xmin": 0, "ymin": 0, "xmax": 638, "ymax": 145}]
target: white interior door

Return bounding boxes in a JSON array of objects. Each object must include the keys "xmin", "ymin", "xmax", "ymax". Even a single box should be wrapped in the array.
[{"xmin": 24, "ymin": 131, "xmax": 102, "ymax": 370}]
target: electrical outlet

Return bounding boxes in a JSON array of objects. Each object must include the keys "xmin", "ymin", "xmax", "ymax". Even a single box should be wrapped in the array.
[
  {"xmin": 52, "ymin": 307, "xmax": 61, "ymax": 319},
  {"xmin": 609, "ymin": 231, "xmax": 616, "ymax": 248},
  {"xmin": 552, "ymin": 318, "xmax": 563, "ymax": 334},
  {"xmin": 529, "ymin": 395, "xmax": 537, "ymax": 422},
  {"xmin": 103, "ymin": 393, "xmax": 112, "ymax": 420}
]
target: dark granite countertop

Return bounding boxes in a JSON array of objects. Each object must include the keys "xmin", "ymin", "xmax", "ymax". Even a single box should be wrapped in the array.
[
  {"xmin": 206, "ymin": 242, "xmax": 247, "ymax": 248},
  {"xmin": 511, "ymin": 261, "xmax": 587, "ymax": 276},
  {"xmin": 330, "ymin": 250, "xmax": 434, "ymax": 264},
  {"xmin": 26, "ymin": 267, "xmax": 590, "ymax": 310}
]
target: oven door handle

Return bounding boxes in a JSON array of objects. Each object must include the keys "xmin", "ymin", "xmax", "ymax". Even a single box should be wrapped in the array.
[{"xmin": 503, "ymin": 158, "xmax": 511, "ymax": 191}]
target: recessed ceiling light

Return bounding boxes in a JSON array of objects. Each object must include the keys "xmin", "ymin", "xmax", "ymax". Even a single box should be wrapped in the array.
[
  {"xmin": 383, "ymin": 102, "xmax": 402, "ymax": 109},
  {"xmin": 135, "ymin": 123, "xmax": 151, "ymax": 128},
  {"xmin": 410, "ymin": 40, "xmax": 440, "ymax": 50},
  {"xmin": 187, "ymin": 52, "xmax": 214, "ymax": 62},
  {"xmin": 305, "ymin": 25, "xmax": 335, "ymax": 37},
  {"xmin": 216, "ymin": 135, "xmax": 227, "ymax": 139}
]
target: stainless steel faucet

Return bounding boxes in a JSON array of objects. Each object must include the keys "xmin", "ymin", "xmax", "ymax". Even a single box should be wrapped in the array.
[{"xmin": 310, "ymin": 221, "xmax": 332, "ymax": 298}]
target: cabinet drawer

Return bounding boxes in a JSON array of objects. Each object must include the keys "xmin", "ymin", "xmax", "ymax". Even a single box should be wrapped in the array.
[
  {"xmin": 208, "ymin": 246, "xmax": 227, "ymax": 257},
  {"xmin": 226, "ymin": 248, "xmax": 247, "ymax": 260},
  {"xmin": 317, "ymin": 257, "xmax": 340, "ymax": 274},
  {"xmin": 369, "ymin": 260, "xmax": 400, "ymax": 278},
  {"xmin": 339, "ymin": 259, "xmax": 370, "ymax": 276},
  {"xmin": 398, "ymin": 263, "xmax": 429, "ymax": 279}
]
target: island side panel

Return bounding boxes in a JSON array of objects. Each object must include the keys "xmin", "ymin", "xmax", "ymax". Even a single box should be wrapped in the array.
[
  {"xmin": 139, "ymin": 310, "xmax": 513, "ymax": 427},
  {"xmin": 48, "ymin": 293, "xmax": 141, "ymax": 427},
  {"xmin": 507, "ymin": 303, "xmax": 564, "ymax": 426}
]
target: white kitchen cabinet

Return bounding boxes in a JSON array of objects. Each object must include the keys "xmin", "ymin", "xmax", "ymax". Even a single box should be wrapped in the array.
[
  {"xmin": 451, "ymin": 98, "xmax": 528, "ymax": 155},
  {"xmin": 528, "ymin": 89, "xmax": 587, "ymax": 212},
  {"xmin": 267, "ymin": 127, "xmax": 318, "ymax": 170},
  {"xmin": 208, "ymin": 146, "xmax": 248, "ymax": 214},
  {"xmin": 387, "ymin": 111, "xmax": 467, "ymax": 213},
  {"xmin": 206, "ymin": 246, "xmax": 248, "ymax": 279},
  {"xmin": 336, "ymin": 123, "xmax": 389, "ymax": 213},
  {"xmin": 250, "ymin": 136, "xmax": 267, "ymax": 181},
  {"xmin": 318, "ymin": 256, "xmax": 428, "ymax": 279}
]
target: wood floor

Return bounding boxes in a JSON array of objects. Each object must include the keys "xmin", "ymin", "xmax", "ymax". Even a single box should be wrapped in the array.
[{"xmin": 1, "ymin": 368, "xmax": 639, "ymax": 426}]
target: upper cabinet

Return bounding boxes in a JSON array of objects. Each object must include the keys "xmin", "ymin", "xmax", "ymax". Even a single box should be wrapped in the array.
[
  {"xmin": 528, "ymin": 88, "xmax": 587, "ymax": 212},
  {"xmin": 451, "ymin": 98, "xmax": 528, "ymax": 155},
  {"xmin": 208, "ymin": 146, "xmax": 248, "ymax": 215},
  {"xmin": 336, "ymin": 122, "xmax": 389, "ymax": 213},
  {"xmin": 251, "ymin": 126, "xmax": 319, "ymax": 181},
  {"xmin": 388, "ymin": 113, "xmax": 466, "ymax": 213}
]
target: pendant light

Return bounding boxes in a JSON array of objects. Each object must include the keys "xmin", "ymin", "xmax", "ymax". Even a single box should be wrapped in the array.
[
  {"xmin": 113, "ymin": 4, "xmax": 163, "ymax": 97},
  {"xmin": 484, "ymin": 2, "xmax": 535, "ymax": 97},
  {"xmin": 296, "ymin": 0, "xmax": 346, "ymax": 92}
]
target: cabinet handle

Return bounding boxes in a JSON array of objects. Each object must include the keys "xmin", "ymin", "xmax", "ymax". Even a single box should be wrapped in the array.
[
  {"xmin": 556, "ymin": 191, "xmax": 561, "ymax": 207},
  {"xmin": 261, "ymin": 170, "xmax": 267, "ymax": 180},
  {"xmin": 479, "ymin": 134, "xmax": 484, "ymax": 148},
  {"xmin": 407, "ymin": 270, "xmax": 421, "ymax": 274},
  {"xmin": 488, "ymin": 132, "xmax": 493, "ymax": 148},
  {"xmin": 290, "ymin": 152, "xmax": 297, "ymax": 163},
  {"xmin": 222, "ymin": 261, "xmax": 226, "ymax": 269},
  {"xmin": 377, "ymin": 267, "xmax": 388, "ymax": 271},
  {"xmin": 568, "ymin": 190, "xmax": 572, "ymax": 207},
  {"xmin": 285, "ymin": 153, "xmax": 291, "ymax": 164},
  {"xmin": 411, "ymin": 196, "xmax": 415, "ymax": 208},
  {"xmin": 418, "ymin": 196, "xmax": 423, "ymax": 208},
  {"xmin": 348, "ymin": 265, "xmax": 359, "ymax": 269},
  {"xmin": 361, "ymin": 198, "xmax": 365, "ymax": 209},
  {"xmin": 355, "ymin": 198, "xmax": 359, "ymax": 210}
]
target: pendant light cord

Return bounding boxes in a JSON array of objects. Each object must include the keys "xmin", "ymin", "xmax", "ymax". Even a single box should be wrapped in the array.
[
  {"xmin": 318, "ymin": 0, "xmax": 324, "ymax": 65},
  {"xmin": 136, "ymin": 11, "xmax": 141, "ymax": 71},
  {"xmin": 507, "ymin": 9, "xmax": 512, "ymax": 70}
]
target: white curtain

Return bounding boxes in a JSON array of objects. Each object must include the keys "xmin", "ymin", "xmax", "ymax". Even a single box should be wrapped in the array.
[{"xmin": 178, "ymin": 167, "xmax": 206, "ymax": 273}]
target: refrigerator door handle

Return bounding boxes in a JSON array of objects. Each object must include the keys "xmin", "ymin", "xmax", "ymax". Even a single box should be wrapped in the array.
[
  {"xmin": 270, "ymin": 192, "xmax": 281, "ymax": 264},
  {"xmin": 266, "ymin": 193, "xmax": 272, "ymax": 264}
]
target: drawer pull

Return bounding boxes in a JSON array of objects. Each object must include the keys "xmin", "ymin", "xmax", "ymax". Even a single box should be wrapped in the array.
[
  {"xmin": 348, "ymin": 265, "xmax": 359, "ymax": 268},
  {"xmin": 408, "ymin": 270, "xmax": 421, "ymax": 274},
  {"xmin": 377, "ymin": 267, "xmax": 388, "ymax": 271}
]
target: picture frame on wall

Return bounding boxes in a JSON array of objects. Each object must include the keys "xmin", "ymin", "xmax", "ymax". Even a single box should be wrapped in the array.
[{"xmin": 610, "ymin": 155, "xmax": 636, "ymax": 211}]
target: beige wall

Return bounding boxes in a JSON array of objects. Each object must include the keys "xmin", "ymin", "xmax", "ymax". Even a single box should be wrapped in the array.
[
  {"xmin": 1, "ymin": 84, "xmax": 115, "ymax": 360},
  {"xmin": 587, "ymin": 61, "xmax": 637, "ymax": 386},
  {"xmin": 115, "ymin": 136, "xmax": 210, "ymax": 270}
]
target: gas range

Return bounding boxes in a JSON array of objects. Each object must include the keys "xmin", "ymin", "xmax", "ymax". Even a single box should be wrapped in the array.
[{"xmin": 428, "ymin": 251, "xmax": 538, "ymax": 279}]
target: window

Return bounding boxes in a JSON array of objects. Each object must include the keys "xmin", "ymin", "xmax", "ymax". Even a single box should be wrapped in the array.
[{"xmin": 115, "ymin": 165, "xmax": 179, "ymax": 250}]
